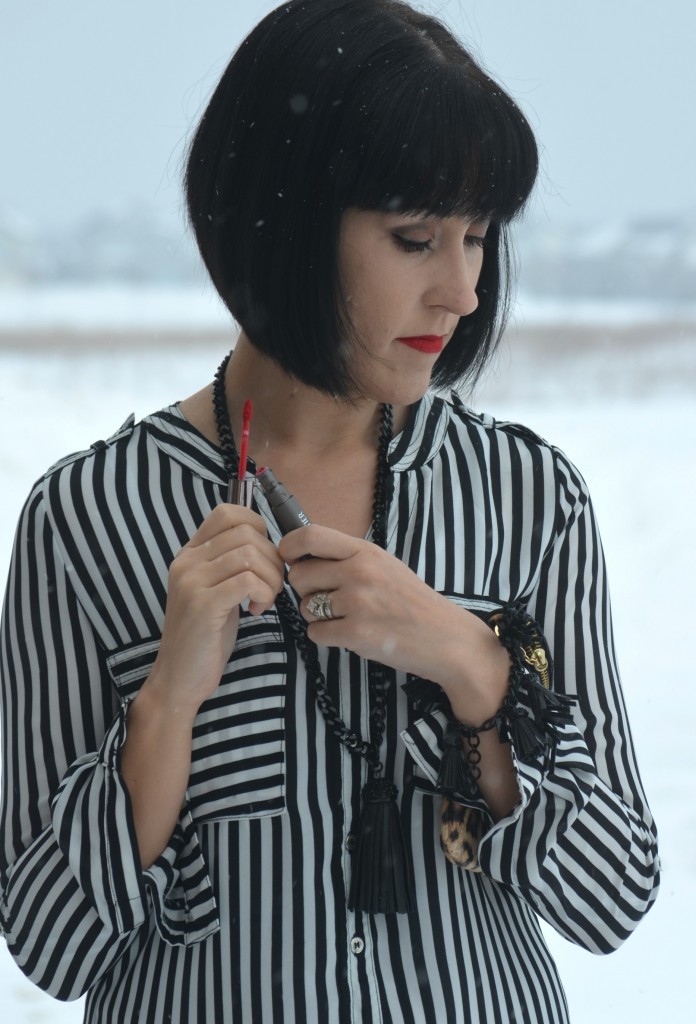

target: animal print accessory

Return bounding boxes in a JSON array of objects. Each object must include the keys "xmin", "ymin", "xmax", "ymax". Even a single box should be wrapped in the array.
[{"xmin": 406, "ymin": 602, "xmax": 573, "ymax": 870}]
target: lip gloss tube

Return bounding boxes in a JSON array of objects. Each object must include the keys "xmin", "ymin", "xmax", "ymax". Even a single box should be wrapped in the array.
[
  {"xmin": 256, "ymin": 467, "xmax": 311, "ymax": 533},
  {"xmin": 228, "ymin": 476, "xmax": 255, "ymax": 507},
  {"xmin": 227, "ymin": 477, "xmax": 256, "ymax": 612}
]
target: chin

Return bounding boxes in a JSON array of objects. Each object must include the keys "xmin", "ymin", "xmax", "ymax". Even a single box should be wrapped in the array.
[
  {"xmin": 378, "ymin": 374, "xmax": 433, "ymax": 408},
  {"xmin": 355, "ymin": 359, "xmax": 434, "ymax": 407}
]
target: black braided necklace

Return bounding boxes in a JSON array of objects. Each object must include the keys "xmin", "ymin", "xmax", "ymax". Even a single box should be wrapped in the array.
[{"xmin": 212, "ymin": 351, "xmax": 415, "ymax": 914}]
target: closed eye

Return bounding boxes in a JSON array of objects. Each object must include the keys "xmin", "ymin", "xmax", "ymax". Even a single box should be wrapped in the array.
[
  {"xmin": 393, "ymin": 233, "xmax": 488, "ymax": 254},
  {"xmin": 392, "ymin": 235, "xmax": 433, "ymax": 254}
]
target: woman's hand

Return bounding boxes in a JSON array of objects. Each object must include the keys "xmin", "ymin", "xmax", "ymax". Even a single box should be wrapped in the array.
[
  {"xmin": 123, "ymin": 504, "xmax": 284, "ymax": 867},
  {"xmin": 145, "ymin": 504, "xmax": 285, "ymax": 716},
  {"xmin": 280, "ymin": 525, "xmax": 510, "ymax": 724}
]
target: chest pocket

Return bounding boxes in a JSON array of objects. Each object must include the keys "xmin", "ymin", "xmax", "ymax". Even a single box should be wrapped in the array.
[{"xmin": 106, "ymin": 612, "xmax": 288, "ymax": 822}]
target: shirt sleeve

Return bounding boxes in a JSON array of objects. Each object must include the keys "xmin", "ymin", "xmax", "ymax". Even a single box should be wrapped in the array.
[
  {"xmin": 0, "ymin": 483, "xmax": 218, "ymax": 1001},
  {"xmin": 401, "ymin": 448, "xmax": 660, "ymax": 954}
]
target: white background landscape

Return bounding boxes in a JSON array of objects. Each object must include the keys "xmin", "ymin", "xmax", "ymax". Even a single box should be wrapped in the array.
[
  {"xmin": 3, "ymin": 1, "xmax": 695, "ymax": 1017},
  {"xmin": 0, "ymin": 291, "xmax": 693, "ymax": 1021}
]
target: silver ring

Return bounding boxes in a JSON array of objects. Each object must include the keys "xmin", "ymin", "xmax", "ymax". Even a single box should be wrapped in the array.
[{"xmin": 307, "ymin": 592, "xmax": 335, "ymax": 621}]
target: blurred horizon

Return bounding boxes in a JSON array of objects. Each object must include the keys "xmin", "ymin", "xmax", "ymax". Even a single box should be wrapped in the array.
[{"xmin": 1, "ymin": 203, "xmax": 695, "ymax": 308}]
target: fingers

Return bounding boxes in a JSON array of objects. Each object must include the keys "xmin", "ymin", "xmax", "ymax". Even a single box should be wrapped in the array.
[
  {"xmin": 208, "ymin": 571, "xmax": 282, "ymax": 615},
  {"xmin": 288, "ymin": 558, "xmax": 342, "ymax": 600},
  {"xmin": 170, "ymin": 506, "xmax": 285, "ymax": 618},
  {"xmin": 287, "ymin": 534, "xmax": 384, "ymax": 604},
  {"xmin": 301, "ymin": 599, "xmax": 402, "ymax": 669},
  {"xmin": 206, "ymin": 544, "xmax": 285, "ymax": 595},
  {"xmin": 302, "ymin": 590, "xmax": 342, "ymax": 622},
  {"xmin": 186, "ymin": 503, "xmax": 269, "ymax": 548},
  {"xmin": 290, "ymin": 542, "xmax": 435, "ymax": 673},
  {"xmin": 154, "ymin": 504, "xmax": 287, "ymax": 709},
  {"xmin": 283, "ymin": 525, "xmax": 372, "ymax": 606},
  {"xmin": 183, "ymin": 521, "xmax": 285, "ymax": 574},
  {"xmin": 279, "ymin": 524, "xmax": 362, "ymax": 565}
]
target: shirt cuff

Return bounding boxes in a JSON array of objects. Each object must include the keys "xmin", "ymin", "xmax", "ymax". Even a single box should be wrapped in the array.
[
  {"xmin": 51, "ymin": 699, "xmax": 219, "ymax": 946},
  {"xmin": 400, "ymin": 709, "xmax": 492, "ymax": 818}
]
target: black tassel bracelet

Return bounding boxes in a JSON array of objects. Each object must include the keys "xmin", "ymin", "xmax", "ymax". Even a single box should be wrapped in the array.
[{"xmin": 434, "ymin": 602, "xmax": 575, "ymax": 798}]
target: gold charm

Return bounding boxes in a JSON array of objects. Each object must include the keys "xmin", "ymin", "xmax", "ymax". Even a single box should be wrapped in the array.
[{"xmin": 522, "ymin": 644, "xmax": 550, "ymax": 688}]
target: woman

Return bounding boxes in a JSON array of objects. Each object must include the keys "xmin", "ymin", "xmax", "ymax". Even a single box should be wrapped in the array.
[{"xmin": 0, "ymin": 1, "xmax": 659, "ymax": 1021}]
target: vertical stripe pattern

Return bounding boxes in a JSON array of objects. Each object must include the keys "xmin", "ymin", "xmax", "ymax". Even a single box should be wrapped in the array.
[{"xmin": 1, "ymin": 394, "xmax": 659, "ymax": 1021}]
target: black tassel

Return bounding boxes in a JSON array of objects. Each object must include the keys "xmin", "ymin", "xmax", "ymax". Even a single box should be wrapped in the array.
[
  {"xmin": 506, "ymin": 707, "xmax": 547, "ymax": 762},
  {"xmin": 525, "ymin": 674, "xmax": 570, "ymax": 712},
  {"xmin": 437, "ymin": 724, "xmax": 479, "ymax": 798},
  {"xmin": 348, "ymin": 777, "xmax": 415, "ymax": 915},
  {"xmin": 525, "ymin": 676, "xmax": 576, "ymax": 734},
  {"xmin": 541, "ymin": 703, "xmax": 575, "ymax": 742},
  {"xmin": 526, "ymin": 675, "xmax": 555, "ymax": 718}
]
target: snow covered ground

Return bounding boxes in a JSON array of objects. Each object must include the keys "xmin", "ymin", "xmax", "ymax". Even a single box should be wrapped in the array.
[
  {"xmin": 0, "ymin": 317, "xmax": 694, "ymax": 1021},
  {"xmin": 1, "ymin": 282, "xmax": 695, "ymax": 331}
]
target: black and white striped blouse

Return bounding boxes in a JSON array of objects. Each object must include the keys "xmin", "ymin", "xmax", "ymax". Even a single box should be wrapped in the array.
[{"xmin": 0, "ymin": 392, "xmax": 659, "ymax": 1023}]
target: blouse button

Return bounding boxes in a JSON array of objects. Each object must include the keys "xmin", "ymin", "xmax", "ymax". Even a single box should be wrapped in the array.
[
  {"xmin": 345, "ymin": 832, "xmax": 357, "ymax": 852},
  {"xmin": 350, "ymin": 936, "xmax": 365, "ymax": 956}
]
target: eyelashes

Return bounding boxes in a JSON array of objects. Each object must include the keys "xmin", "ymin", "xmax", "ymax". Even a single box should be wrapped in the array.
[
  {"xmin": 392, "ymin": 236, "xmax": 432, "ymax": 253},
  {"xmin": 391, "ymin": 234, "xmax": 487, "ymax": 254}
]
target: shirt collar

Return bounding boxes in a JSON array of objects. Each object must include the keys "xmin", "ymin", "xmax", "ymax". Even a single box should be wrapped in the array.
[
  {"xmin": 143, "ymin": 392, "xmax": 452, "ymax": 484},
  {"xmin": 388, "ymin": 393, "xmax": 451, "ymax": 473}
]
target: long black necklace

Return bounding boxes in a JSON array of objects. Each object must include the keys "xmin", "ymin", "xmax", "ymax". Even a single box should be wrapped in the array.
[{"xmin": 212, "ymin": 351, "xmax": 415, "ymax": 914}]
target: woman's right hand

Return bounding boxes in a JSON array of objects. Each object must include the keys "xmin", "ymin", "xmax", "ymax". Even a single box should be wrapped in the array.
[{"xmin": 143, "ymin": 504, "xmax": 285, "ymax": 715}]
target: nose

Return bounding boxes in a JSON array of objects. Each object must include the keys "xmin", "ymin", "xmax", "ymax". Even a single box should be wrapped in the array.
[{"xmin": 425, "ymin": 250, "xmax": 480, "ymax": 317}]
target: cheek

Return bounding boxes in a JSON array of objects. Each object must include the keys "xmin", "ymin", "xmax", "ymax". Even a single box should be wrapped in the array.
[
  {"xmin": 350, "ymin": 263, "xmax": 405, "ymax": 317},
  {"xmin": 342, "ymin": 264, "xmax": 373, "ymax": 316},
  {"xmin": 344, "ymin": 272, "xmax": 378, "ymax": 319}
]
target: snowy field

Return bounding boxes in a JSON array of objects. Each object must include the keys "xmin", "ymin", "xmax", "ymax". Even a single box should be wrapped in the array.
[{"xmin": 0, "ymin": 308, "xmax": 694, "ymax": 1022}]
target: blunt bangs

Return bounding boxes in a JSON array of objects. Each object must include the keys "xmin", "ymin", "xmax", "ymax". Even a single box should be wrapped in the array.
[
  {"xmin": 334, "ymin": 47, "xmax": 537, "ymax": 225},
  {"xmin": 185, "ymin": 0, "xmax": 539, "ymax": 396}
]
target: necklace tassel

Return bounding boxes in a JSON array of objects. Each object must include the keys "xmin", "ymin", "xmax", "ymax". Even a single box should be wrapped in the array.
[
  {"xmin": 348, "ymin": 777, "xmax": 416, "ymax": 915},
  {"xmin": 213, "ymin": 354, "xmax": 411, "ymax": 917}
]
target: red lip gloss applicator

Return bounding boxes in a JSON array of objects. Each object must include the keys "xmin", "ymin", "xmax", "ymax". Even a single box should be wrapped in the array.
[{"xmin": 238, "ymin": 399, "xmax": 252, "ymax": 479}]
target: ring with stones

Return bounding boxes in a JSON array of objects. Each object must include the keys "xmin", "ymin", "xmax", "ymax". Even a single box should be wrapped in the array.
[{"xmin": 307, "ymin": 592, "xmax": 335, "ymax": 621}]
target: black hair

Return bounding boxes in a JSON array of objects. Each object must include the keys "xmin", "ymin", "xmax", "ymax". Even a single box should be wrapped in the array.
[{"xmin": 185, "ymin": 0, "xmax": 538, "ymax": 396}]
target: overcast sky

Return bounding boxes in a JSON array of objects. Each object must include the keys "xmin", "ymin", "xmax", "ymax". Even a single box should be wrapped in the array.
[{"xmin": 2, "ymin": 0, "xmax": 694, "ymax": 230}]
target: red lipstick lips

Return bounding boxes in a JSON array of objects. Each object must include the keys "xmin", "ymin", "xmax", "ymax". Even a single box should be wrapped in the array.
[{"xmin": 397, "ymin": 335, "xmax": 444, "ymax": 354}]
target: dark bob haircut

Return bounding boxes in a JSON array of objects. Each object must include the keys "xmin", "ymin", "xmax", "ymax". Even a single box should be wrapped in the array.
[{"xmin": 185, "ymin": 0, "xmax": 538, "ymax": 396}]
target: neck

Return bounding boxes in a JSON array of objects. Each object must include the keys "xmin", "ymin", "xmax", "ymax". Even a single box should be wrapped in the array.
[
  {"xmin": 206, "ymin": 338, "xmax": 395, "ymax": 540},
  {"xmin": 224, "ymin": 334, "xmax": 406, "ymax": 460}
]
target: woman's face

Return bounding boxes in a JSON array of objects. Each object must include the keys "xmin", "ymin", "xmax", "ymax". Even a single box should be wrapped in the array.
[{"xmin": 338, "ymin": 207, "xmax": 488, "ymax": 406}]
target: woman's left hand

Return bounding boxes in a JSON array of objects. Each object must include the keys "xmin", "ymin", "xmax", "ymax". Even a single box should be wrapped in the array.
[{"xmin": 280, "ymin": 524, "xmax": 509, "ymax": 723}]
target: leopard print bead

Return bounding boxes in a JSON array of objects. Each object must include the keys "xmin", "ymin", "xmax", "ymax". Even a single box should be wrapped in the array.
[{"xmin": 440, "ymin": 797, "xmax": 484, "ymax": 872}]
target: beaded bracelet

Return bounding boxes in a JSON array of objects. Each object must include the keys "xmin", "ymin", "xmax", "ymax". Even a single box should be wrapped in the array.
[{"xmin": 433, "ymin": 601, "xmax": 574, "ymax": 800}]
